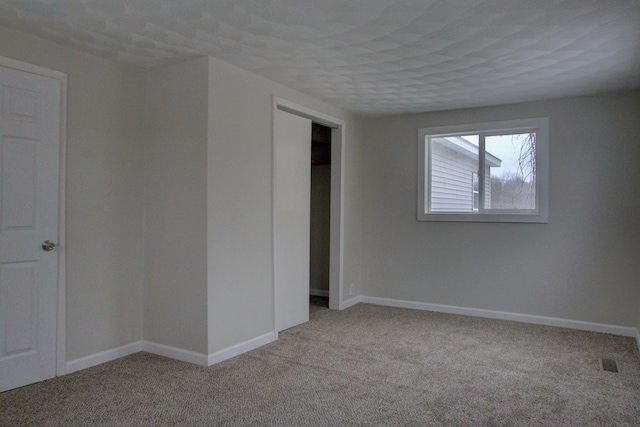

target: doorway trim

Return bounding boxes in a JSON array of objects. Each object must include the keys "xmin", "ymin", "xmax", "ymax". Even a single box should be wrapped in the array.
[
  {"xmin": 272, "ymin": 97, "xmax": 346, "ymax": 329},
  {"xmin": 0, "ymin": 56, "xmax": 68, "ymax": 376}
]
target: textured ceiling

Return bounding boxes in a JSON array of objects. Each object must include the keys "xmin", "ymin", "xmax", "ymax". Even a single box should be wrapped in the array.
[{"xmin": 1, "ymin": 0, "xmax": 639, "ymax": 116}]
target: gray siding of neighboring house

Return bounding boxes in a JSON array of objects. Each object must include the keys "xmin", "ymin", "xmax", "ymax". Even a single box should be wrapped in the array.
[{"xmin": 430, "ymin": 138, "xmax": 492, "ymax": 212}]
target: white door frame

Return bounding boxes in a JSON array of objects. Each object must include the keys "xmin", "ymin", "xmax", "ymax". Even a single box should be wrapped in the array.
[
  {"xmin": 0, "ymin": 56, "xmax": 67, "ymax": 377},
  {"xmin": 272, "ymin": 97, "xmax": 346, "ymax": 331}
]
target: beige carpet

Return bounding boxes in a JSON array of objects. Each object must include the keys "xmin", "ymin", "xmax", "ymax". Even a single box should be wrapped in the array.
[{"xmin": 1, "ymin": 303, "xmax": 639, "ymax": 426}]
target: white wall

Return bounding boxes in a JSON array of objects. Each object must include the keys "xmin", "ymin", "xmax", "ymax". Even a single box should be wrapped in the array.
[
  {"xmin": 361, "ymin": 91, "xmax": 640, "ymax": 327},
  {"xmin": 144, "ymin": 58, "xmax": 209, "ymax": 354},
  {"xmin": 205, "ymin": 56, "xmax": 363, "ymax": 353},
  {"xmin": 0, "ymin": 26, "xmax": 146, "ymax": 361}
]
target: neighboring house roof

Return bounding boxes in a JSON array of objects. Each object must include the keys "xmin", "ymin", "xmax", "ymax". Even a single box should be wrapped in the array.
[{"xmin": 432, "ymin": 136, "xmax": 502, "ymax": 168}]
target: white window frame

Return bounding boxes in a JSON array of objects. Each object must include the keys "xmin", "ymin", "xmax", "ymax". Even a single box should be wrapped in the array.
[
  {"xmin": 418, "ymin": 117, "xmax": 549, "ymax": 223},
  {"xmin": 471, "ymin": 171, "xmax": 479, "ymax": 212}
]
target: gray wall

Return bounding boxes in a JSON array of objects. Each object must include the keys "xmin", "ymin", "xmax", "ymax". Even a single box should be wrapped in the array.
[
  {"xmin": 360, "ymin": 91, "xmax": 640, "ymax": 327},
  {"xmin": 144, "ymin": 58, "xmax": 209, "ymax": 354},
  {"xmin": 0, "ymin": 26, "xmax": 146, "ymax": 360}
]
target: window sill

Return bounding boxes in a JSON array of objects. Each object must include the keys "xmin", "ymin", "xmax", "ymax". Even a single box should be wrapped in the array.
[{"xmin": 418, "ymin": 212, "xmax": 548, "ymax": 223}]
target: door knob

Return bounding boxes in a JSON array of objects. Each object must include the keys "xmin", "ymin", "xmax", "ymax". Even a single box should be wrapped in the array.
[{"xmin": 42, "ymin": 240, "xmax": 56, "ymax": 251}]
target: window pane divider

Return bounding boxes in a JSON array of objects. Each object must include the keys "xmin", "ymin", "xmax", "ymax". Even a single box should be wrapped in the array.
[{"xmin": 478, "ymin": 133, "xmax": 486, "ymax": 214}]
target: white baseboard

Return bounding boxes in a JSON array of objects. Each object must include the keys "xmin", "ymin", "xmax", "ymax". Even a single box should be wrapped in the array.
[
  {"xmin": 310, "ymin": 289, "xmax": 330, "ymax": 297},
  {"xmin": 65, "ymin": 332, "xmax": 278, "ymax": 374},
  {"xmin": 339, "ymin": 295, "xmax": 362, "ymax": 310},
  {"xmin": 207, "ymin": 331, "xmax": 277, "ymax": 366},
  {"xmin": 66, "ymin": 341, "xmax": 143, "ymax": 374},
  {"xmin": 142, "ymin": 341, "xmax": 209, "ymax": 366},
  {"xmin": 359, "ymin": 296, "xmax": 638, "ymax": 338},
  {"xmin": 144, "ymin": 332, "xmax": 277, "ymax": 367}
]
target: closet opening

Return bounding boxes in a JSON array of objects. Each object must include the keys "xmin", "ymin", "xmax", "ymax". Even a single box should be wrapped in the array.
[{"xmin": 309, "ymin": 122, "xmax": 331, "ymax": 309}]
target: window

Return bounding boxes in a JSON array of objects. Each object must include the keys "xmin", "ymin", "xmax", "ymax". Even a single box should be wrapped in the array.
[{"xmin": 418, "ymin": 118, "xmax": 548, "ymax": 223}]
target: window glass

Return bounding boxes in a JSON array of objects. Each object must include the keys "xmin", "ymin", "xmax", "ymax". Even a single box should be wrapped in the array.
[
  {"xmin": 484, "ymin": 133, "xmax": 536, "ymax": 210},
  {"xmin": 429, "ymin": 135, "xmax": 479, "ymax": 212}
]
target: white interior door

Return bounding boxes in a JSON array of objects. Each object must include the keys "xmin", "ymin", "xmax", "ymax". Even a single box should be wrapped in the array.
[
  {"xmin": 0, "ymin": 65, "xmax": 61, "ymax": 392},
  {"xmin": 274, "ymin": 109, "xmax": 311, "ymax": 332}
]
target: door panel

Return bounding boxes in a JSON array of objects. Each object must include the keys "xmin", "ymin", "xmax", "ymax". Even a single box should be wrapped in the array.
[
  {"xmin": 1, "ymin": 262, "xmax": 37, "ymax": 356},
  {"xmin": 2, "ymin": 137, "xmax": 37, "ymax": 229},
  {"xmin": 274, "ymin": 109, "xmax": 311, "ymax": 332},
  {"xmin": 0, "ymin": 65, "xmax": 60, "ymax": 392}
]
